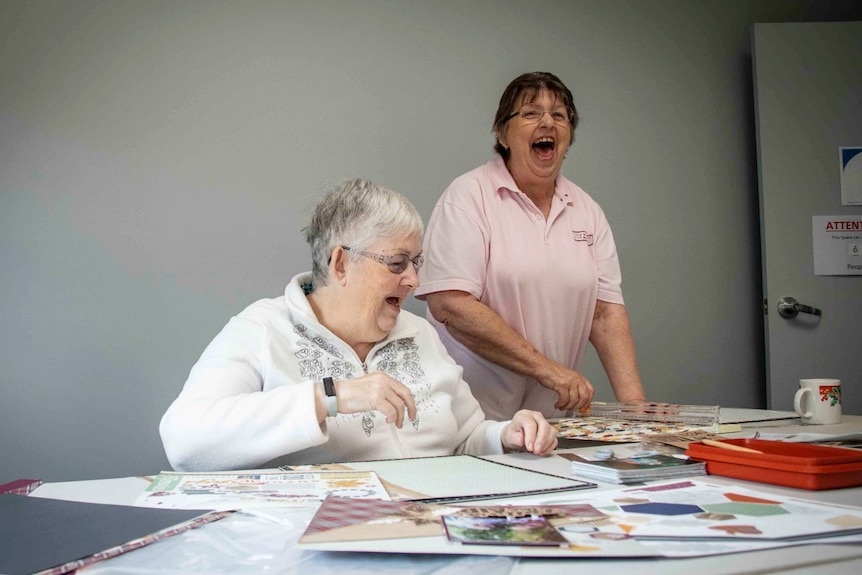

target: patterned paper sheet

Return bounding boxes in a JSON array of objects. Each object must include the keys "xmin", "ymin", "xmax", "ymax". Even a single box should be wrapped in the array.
[{"xmin": 554, "ymin": 417, "xmax": 710, "ymax": 443}]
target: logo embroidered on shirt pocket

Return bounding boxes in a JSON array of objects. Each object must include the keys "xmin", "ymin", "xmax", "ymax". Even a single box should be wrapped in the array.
[{"xmin": 572, "ymin": 230, "xmax": 594, "ymax": 246}]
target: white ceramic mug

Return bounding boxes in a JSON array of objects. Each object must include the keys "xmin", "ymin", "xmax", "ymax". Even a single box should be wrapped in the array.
[{"xmin": 794, "ymin": 379, "xmax": 842, "ymax": 425}]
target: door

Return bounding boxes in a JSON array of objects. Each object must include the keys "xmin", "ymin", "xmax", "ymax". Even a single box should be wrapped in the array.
[{"xmin": 753, "ymin": 22, "xmax": 862, "ymax": 414}]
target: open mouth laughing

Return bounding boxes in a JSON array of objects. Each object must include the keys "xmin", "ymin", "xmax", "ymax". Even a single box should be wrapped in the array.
[
  {"xmin": 532, "ymin": 136, "xmax": 556, "ymax": 160},
  {"xmin": 386, "ymin": 296, "xmax": 403, "ymax": 309}
]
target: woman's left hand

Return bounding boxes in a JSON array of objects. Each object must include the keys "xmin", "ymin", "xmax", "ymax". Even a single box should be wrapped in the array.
[{"xmin": 500, "ymin": 410, "xmax": 558, "ymax": 456}]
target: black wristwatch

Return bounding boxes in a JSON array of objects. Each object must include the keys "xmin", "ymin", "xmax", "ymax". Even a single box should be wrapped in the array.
[{"xmin": 323, "ymin": 377, "xmax": 337, "ymax": 418}]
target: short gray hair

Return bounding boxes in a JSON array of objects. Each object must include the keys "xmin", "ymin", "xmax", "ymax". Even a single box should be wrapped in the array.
[{"xmin": 305, "ymin": 178, "xmax": 424, "ymax": 288}]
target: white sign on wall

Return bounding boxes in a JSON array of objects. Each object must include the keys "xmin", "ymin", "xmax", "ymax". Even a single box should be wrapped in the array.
[{"xmin": 813, "ymin": 215, "xmax": 862, "ymax": 275}]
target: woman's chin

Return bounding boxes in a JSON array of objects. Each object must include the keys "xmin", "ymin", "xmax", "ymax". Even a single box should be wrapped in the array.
[{"xmin": 376, "ymin": 311, "xmax": 400, "ymax": 335}]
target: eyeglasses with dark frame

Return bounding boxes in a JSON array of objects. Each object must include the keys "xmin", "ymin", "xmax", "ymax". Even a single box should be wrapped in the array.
[
  {"xmin": 503, "ymin": 104, "xmax": 572, "ymax": 125},
  {"xmin": 342, "ymin": 246, "xmax": 424, "ymax": 274}
]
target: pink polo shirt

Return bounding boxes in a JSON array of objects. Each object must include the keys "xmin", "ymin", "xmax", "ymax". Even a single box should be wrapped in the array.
[{"xmin": 415, "ymin": 156, "xmax": 624, "ymax": 420}]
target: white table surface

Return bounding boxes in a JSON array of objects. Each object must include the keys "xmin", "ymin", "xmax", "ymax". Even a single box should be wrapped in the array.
[{"xmin": 29, "ymin": 415, "xmax": 862, "ymax": 575}]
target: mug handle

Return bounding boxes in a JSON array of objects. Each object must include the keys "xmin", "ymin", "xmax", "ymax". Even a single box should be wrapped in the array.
[{"xmin": 794, "ymin": 388, "xmax": 812, "ymax": 418}]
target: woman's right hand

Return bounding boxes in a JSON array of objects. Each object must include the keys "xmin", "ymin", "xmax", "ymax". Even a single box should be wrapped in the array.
[
  {"xmin": 542, "ymin": 364, "xmax": 595, "ymax": 412},
  {"xmin": 331, "ymin": 371, "xmax": 418, "ymax": 427}
]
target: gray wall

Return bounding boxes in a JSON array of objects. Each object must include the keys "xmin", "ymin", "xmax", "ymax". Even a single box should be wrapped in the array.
[{"xmin": 2, "ymin": 0, "xmax": 858, "ymax": 483}]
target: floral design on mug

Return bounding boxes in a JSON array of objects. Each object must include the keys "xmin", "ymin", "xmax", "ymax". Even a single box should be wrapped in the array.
[{"xmin": 819, "ymin": 385, "xmax": 841, "ymax": 407}]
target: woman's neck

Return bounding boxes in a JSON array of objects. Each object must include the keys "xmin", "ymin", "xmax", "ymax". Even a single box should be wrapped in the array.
[
  {"xmin": 506, "ymin": 162, "xmax": 556, "ymax": 219},
  {"xmin": 516, "ymin": 179, "xmax": 555, "ymax": 219},
  {"xmin": 306, "ymin": 289, "xmax": 373, "ymax": 362}
]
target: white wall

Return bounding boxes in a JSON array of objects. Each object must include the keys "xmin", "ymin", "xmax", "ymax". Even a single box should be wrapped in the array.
[{"xmin": 2, "ymin": 0, "xmax": 857, "ymax": 483}]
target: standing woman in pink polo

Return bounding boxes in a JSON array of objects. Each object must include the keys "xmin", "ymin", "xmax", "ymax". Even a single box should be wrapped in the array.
[{"xmin": 415, "ymin": 71, "xmax": 647, "ymax": 421}]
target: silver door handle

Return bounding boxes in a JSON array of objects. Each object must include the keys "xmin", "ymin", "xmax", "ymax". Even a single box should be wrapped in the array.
[{"xmin": 776, "ymin": 296, "xmax": 822, "ymax": 319}]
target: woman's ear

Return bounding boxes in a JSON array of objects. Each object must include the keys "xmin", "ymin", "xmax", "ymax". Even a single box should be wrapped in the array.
[
  {"xmin": 496, "ymin": 127, "xmax": 508, "ymax": 150},
  {"xmin": 330, "ymin": 246, "xmax": 349, "ymax": 285}
]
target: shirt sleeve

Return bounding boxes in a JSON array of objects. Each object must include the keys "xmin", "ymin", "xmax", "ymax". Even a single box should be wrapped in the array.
[
  {"xmin": 592, "ymin": 205, "xmax": 625, "ymax": 305},
  {"xmin": 416, "ymin": 181, "xmax": 490, "ymax": 301},
  {"xmin": 159, "ymin": 313, "xmax": 327, "ymax": 471}
]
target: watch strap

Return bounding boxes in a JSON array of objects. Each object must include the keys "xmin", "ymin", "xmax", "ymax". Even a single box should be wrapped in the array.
[{"xmin": 323, "ymin": 377, "xmax": 337, "ymax": 417}]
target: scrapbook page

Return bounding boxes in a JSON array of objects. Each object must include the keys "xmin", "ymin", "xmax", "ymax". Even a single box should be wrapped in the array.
[
  {"xmin": 297, "ymin": 479, "xmax": 862, "ymax": 558},
  {"xmin": 299, "ymin": 496, "xmax": 609, "ymax": 545}
]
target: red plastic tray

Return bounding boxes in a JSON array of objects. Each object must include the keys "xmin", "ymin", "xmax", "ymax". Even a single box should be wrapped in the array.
[{"xmin": 685, "ymin": 438, "xmax": 862, "ymax": 490}]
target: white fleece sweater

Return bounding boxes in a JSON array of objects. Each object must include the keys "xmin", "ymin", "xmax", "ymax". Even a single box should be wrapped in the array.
[{"xmin": 160, "ymin": 272, "xmax": 507, "ymax": 471}]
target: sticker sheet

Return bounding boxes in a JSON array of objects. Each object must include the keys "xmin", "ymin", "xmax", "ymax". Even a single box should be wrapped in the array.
[{"xmin": 135, "ymin": 471, "xmax": 390, "ymax": 510}]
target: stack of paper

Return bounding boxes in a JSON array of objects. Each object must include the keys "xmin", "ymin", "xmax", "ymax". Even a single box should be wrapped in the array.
[{"xmin": 560, "ymin": 451, "xmax": 706, "ymax": 484}]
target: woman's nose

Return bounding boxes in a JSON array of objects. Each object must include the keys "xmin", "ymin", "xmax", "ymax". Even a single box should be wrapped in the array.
[
  {"xmin": 401, "ymin": 265, "xmax": 420, "ymax": 289},
  {"xmin": 538, "ymin": 110, "xmax": 554, "ymax": 127}
]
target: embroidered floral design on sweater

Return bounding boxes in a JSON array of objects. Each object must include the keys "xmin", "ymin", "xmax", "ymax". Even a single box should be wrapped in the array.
[
  {"xmin": 291, "ymin": 314, "xmax": 431, "ymax": 436},
  {"xmin": 376, "ymin": 340, "xmax": 425, "ymax": 430},
  {"xmin": 293, "ymin": 321, "xmax": 344, "ymax": 359}
]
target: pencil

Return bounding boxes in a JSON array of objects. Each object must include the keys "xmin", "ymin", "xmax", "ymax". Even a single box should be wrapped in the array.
[{"xmin": 701, "ymin": 439, "xmax": 763, "ymax": 454}]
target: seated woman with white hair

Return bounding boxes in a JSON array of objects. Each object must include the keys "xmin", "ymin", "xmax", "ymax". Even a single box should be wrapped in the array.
[{"xmin": 159, "ymin": 178, "xmax": 558, "ymax": 471}]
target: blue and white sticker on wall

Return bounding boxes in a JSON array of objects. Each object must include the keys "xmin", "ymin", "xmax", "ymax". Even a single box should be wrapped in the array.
[{"xmin": 840, "ymin": 147, "xmax": 862, "ymax": 206}]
